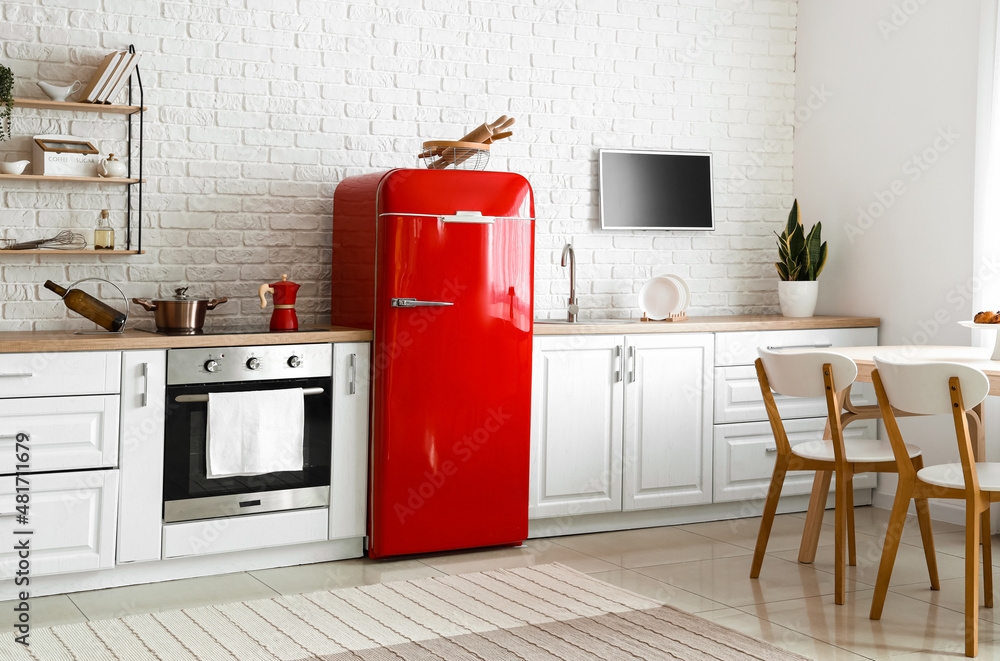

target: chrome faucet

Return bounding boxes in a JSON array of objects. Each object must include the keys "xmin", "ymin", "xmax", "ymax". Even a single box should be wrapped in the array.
[{"xmin": 560, "ymin": 243, "xmax": 578, "ymax": 322}]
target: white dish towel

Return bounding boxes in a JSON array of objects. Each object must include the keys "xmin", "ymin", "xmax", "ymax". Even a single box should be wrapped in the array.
[{"xmin": 206, "ymin": 388, "xmax": 304, "ymax": 478}]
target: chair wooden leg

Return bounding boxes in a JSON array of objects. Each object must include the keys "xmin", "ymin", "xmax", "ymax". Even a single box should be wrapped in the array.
[
  {"xmin": 983, "ymin": 505, "xmax": 993, "ymax": 609},
  {"xmin": 799, "ymin": 469, "xmax": 832, "ymax": 564},
  {"xmin": 751, "ymin": 458, "xmax": 789, "ymax": 579},
  {"xmin": 846, "ymin": 473, "xmax": 856, "ymax": 567},
  {"xmin": 870, "ymin": 483, "xmax": 912, "ymax": 620},
  {"xmin": 966, "ymin": 503, "xmax": 981, "ymax": 658},
  {"xmin": 914, "ymin": 497, "xmax": 940, "ymax": 590},
  {"xmin": 834, "ymin": 468, "xmax": 848, "ymax": 605}
]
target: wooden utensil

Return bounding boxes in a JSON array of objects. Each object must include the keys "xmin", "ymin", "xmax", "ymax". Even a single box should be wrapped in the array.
[{"xmin": 429, "ymin": 115, "xmax": 515, "ymax": 169}]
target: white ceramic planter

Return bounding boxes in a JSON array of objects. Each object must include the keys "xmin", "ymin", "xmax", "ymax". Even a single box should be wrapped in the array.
[{"xmin": 778, "ymin": 280, "xmax": 819, "ymax": 318}]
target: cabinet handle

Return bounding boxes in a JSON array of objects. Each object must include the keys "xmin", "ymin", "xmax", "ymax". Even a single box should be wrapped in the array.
[
  {"xmin": 140, "ymin": 362, "xmax": 149, "ymax": 408},
  {"xmin": 613, "ymin": 345, "xmax": 622, "ymax": 382},
  {"xmin": 765, "ymin": 446, "xmax": 778, "ymax": 453},
  {"xmin": 765, "ymin": 343, "xmax": 833, "ymax": 350},
  {"xmin": 0, "ymin": 372, "xmax": 32, "ymax": 378},
  {"xmin": 628, "ymin": 346, "xmax": 636, "ymax": 383},
  {"xmin": 349, "ymin": 353, "xmax": 357, "ymax": 395}
]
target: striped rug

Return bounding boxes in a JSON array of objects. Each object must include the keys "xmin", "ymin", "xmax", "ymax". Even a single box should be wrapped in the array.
[{"xmin": 1, "ymin": 563, "xmax": 805, "ymax": 660}]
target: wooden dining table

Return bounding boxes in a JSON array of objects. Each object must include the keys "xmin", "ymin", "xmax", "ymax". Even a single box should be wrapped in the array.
[{"xmin": 796, "ymin": 344, "xmax": 1000, "ymax": 564}]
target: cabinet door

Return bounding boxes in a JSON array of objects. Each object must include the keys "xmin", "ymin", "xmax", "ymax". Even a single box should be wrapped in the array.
[
  {"xmin": 330, "ymin": 342, "xmax": 370, "ymax": 541},
  {"xmin": 117, "ymin": 351, "xmax": 166, "ymax": 564},
  {"xmin": 0, "ymin": 469, "xmax": 119, "ymax": 578},
  {"xmin": 623, "ymin": 333, "xmax": 714, "ymax": 511},
  {"xmin": 530, "ymin": 335, "xmax": 624, "ymax": 519},
  {"xmin": 715, "ymin": 365, "xmax": 877, "ymax": 424},
  {"xmin": 714, "ymin": 418, "xmax": 878, "ymax": 503},
  {"xmin": 0, "ymin": 395, "xmax": 119, "ymax": 474}
]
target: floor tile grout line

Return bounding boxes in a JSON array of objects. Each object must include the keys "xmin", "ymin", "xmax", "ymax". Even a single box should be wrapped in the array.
[{"xmin": 245, "ymin": 570, "xmax": 282, "ymax": 596}]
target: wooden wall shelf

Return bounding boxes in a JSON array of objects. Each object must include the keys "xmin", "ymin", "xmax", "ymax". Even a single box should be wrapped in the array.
[
  {"xmin": 0, "ymin": 250, "xmax": 145, "ymax": 256},
  {"xmin": 0, "ymin": 174, "xmax": 142, "ymax": 184},
  {"xmin": 13, "ymin": 98, "xmax": 146, "ymax": 115}
]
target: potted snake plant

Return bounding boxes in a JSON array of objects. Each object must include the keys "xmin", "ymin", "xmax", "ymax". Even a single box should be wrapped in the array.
[
  {"xmin": 775, "ymin": 199, "xmax": 827, "ymax": 317},
  {"xmin": 0, "ymin": 64, "xmax": 12, "ymax": 141}
]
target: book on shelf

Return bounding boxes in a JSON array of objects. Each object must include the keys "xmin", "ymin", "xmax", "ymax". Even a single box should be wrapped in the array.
[
  {"xmin": 100, "ymin": 52, "xmax": 140, "ymax": 105},
  {"xmin": 79, "ymin": 51, "xmax": 123, "ymax": 103},
  {"xmin": 93, "ymin": 51, "xmax": 132, "ymax": 103}
]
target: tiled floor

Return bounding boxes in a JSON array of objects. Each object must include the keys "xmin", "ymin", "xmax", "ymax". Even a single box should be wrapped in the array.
[{"xmin": 7, "ymin": 506, "xmax": 1000, "ymax": 659}]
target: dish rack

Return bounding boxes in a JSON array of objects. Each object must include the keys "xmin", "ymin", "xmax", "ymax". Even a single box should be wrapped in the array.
[
  {"xmin": 417, "ymin": 141, "xmax": 490, "ymax": 171},
  {"xmin": 641, "ymin": 312, "xmax": 688, "ymax": 322}
]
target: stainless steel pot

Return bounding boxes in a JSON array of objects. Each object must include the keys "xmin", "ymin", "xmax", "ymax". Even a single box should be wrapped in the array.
[{"xmin": 132, "ymin": 288, "xmax": 228, "ymax": 334}]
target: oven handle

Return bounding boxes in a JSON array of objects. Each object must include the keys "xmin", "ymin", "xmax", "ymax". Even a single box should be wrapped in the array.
[{"xmin": 173, "ymin": 387, "xmax": 325, "ymax": 403}]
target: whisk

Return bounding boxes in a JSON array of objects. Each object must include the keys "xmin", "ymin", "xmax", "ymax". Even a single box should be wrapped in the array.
[{"xmin": 8, "ymin": 230, "xmax": 88, "ymax": 250}]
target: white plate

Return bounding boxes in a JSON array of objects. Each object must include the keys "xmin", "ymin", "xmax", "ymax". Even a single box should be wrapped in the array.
[
  {"xmin": 638, "ymin": 275, "xmax": 689, "ymax": 320},
  {"xmin": 959, "ymin": 320, "xmax": 1000, "ymax": 328}
]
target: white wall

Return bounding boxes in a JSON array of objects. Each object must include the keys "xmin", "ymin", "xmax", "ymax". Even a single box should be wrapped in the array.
[
  {"xmin": 0, "ymin": 0, "xmax": 798, "ymax": 330},
  {"xmin": 795, "ymin": 0, "xmax": 985, "ymax": 510}
]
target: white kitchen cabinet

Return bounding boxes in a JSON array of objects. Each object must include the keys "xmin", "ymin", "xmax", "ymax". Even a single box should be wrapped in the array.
[
  {"xmin": 330, "ymin": 342, "xmax": 370, "ymax": 541},
  {"xmin": 0, "ymin": 469, "xmax": 119, "ymax": 578},
  {"xmin": 714, "ymin": 418, "xmax": 878, "ymax": 503},
  {"xmin": 0, "ymin": 395, "xmax": 119, "ymax": 474},
  {"xmin": 117, "ymin": 350, "xmax": 166, "ymax": 564},
  {"xmin": 714, "ymin": 364, "xmax": 876, "ymax": 424},
  {"xmin": 0, "ymin": 351, "xmax": 120, "ymax": 399},
  {"xmin": 530, "ymin": 335, "xmax": 624, "ymax": 518},
  {"xmin": 715, "ymin": 328, "xmax": 878, "ymax": 366},
  {"xmin": 623, "ymin": 334, "xmax": 714, "ymax": 511}
]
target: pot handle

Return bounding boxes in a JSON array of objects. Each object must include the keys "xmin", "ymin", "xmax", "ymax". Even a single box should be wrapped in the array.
[
  {"xmin": 206, "ymin": 297, "xmax": 228, "ymax": 310},
  {"xmin": 258, "ymin": 284, "xmax": 273, "ymax": 309},
  {"xmin": 131, "ymin": 298, "xmax": 157, "ymax": 311}
]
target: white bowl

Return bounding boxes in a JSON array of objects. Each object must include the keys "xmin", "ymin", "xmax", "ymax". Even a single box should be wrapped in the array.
[{"xmin": 0, "ymin": 161, "xmax": 30, "ymax": 175}]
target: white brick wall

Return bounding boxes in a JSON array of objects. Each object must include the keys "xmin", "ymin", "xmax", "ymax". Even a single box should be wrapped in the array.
[{"xmin": 0, "ymin": 0, "xmax": 796, "ymax": 330}]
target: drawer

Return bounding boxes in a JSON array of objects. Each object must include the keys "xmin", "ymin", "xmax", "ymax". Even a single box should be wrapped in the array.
[
  {"xmin": 0, "ymin": 469, "xmax": 119, "ymax": 578},
  {"xmin": 0, "ymin": 352, "xmax": 121, "ymax": 398},
  {"xmin": 713, "ymin": 418, "xmax": 877, "ymax": 503},
  {"xmin": 715, "ymin": 328, "xmax": 878, "ymax": 367},
  {"xmin": 0, "ymin": 395, "xmax": 120, "ymax": 474},
  {"xmin": 162, "ymin": 507, "xmax": 329, "ymax": 558},
  {"xmin": 715, "ymin": 365, "xmax": 876, "ymax": 424}
]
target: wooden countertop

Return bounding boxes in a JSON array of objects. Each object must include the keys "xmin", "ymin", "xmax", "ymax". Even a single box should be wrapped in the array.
[
  {"xmin": 532, "ymin": 315, "xmax": 880, "ymax": 335},
  {"xmin": 0, "ymin": 326, "xmax": 373, "ymax": 353}
]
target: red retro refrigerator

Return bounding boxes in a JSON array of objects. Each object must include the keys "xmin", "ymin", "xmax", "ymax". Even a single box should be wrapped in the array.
[{"xmin": 331, "ymin": 169, "xmax": 535, "ymax": 558}]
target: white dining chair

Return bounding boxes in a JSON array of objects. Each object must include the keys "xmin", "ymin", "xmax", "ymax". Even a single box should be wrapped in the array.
[
  {"xmin": 752, "ymin": 348, "xmax": 937, "ymax": 605},
  {"xmin": 870, "ymin": 357, "xmax": 996, "ymax": 658}
]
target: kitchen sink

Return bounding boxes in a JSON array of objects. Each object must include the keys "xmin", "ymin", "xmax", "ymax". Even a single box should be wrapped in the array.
[{"xmin": 534, "ymin": 319, "xmax": 632, "ymax": 324}]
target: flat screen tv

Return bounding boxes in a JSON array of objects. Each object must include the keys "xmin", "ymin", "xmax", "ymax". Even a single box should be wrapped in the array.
[{"xmin": 599, "ymin": 149, "xmax": 715, "ymax": 231}]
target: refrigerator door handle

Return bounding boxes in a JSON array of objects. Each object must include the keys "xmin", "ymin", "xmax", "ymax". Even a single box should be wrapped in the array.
[
  {"xmin": 390, "ymin": 298, "xmax": 456, "ymax": 308},
  {"xmin": 439, "ymin": 211, "xmax": 495, "ymax": 224}
]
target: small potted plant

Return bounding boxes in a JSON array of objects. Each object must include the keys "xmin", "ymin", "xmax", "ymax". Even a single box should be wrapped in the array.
[
  {"xmin": 0, "ymin": 64, "xmax": 12, "ymax": 141},
  {"xmin": 775, "ymin": 199, "xmax": 827, "ymax": 317}
]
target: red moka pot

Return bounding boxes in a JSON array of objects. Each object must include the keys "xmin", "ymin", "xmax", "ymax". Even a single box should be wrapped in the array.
[{"xmin": 259, "ymin": 274, "xmax": 300, "ymax": 331}]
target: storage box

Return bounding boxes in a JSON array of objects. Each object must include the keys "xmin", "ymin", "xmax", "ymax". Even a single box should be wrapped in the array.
[{"xmin": 32, "ymin": 134, "xmax": 101, "ymax": 176}]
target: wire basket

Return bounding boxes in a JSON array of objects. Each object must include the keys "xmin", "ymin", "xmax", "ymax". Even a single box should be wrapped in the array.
[{"xmin": 417, "ymin": 141, "xmax": 490, "ymax": 171}]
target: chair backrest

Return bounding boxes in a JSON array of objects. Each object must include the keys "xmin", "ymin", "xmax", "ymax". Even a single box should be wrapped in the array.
[
  {"xmin": 873, "ymin": 356, "xmax": 990, "ymax": 493},
  {"xmin": 757, "ymin": 348, "xmax": 858, "ymax": 398},
  {"xmin": 873, "ymin": 357, "xmax": 989, "ymax": 414}
]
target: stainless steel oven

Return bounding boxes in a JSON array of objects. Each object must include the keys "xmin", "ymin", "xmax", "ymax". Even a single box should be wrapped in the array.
[{"xmin": 163, "ymin": 343, "xmax": 332, "ymax": 523}]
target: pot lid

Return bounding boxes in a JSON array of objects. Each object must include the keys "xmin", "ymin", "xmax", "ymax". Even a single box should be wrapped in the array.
[{"xmin": 153, "ymin": 287, "xmax": 214, "ymax": 303}]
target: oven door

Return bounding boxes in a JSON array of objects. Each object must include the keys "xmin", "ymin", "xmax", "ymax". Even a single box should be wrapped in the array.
[{"xmin": 163, "ymin": 376, "xmax": 332, "ymax": 523}]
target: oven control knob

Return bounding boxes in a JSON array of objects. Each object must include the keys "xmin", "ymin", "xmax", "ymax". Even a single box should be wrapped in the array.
[
  {"xmin": 288, "ymin": 355, "xmax": 302, "ymax": 368},
  {"xmin": 204, "ymin": 359, "xmax": 220, "ymax": 373},
  {"xmin": 246, "ymin": 357, "xmax": 261, "ymax": 371}
]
